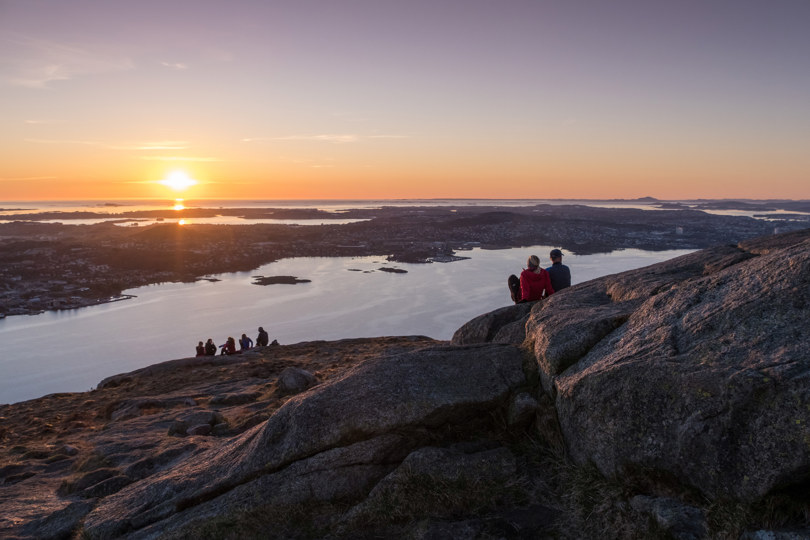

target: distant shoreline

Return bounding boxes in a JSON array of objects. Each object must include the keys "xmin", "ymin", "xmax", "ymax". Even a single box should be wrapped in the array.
[
  {"xmin": 1, "ymin": 201, "xmax": 807, "ymax": 319},
  {"xmin": 2, "ymin": 198, "xmax": 808, "ymax": 226}
]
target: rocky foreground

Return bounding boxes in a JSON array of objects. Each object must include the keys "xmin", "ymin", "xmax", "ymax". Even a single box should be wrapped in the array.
[{"xmin": 2, "ymin": 228, "xmax": 810, "ymax": 539}]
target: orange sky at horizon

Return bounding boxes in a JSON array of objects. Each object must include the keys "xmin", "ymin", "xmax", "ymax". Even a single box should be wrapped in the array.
[
  {"xmin": 2, "ymin": 145, "xmax": 804, "ymax": 201},
  {"xmin": 2, "ymin": 1, "xmax": 809, "ymax": 202}
]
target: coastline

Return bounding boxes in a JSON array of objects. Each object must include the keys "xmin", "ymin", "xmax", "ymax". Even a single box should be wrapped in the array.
[
  {"xmin": 2, "ymin": 294, "xmax": 138, "ymax": 318},
  {"xmin": 0, "ymin": 245, "xmax": 697, "ymax": 406},
  {"xmin": 1, "ymin": 201, "xmax": 807, "ymax": 318}
]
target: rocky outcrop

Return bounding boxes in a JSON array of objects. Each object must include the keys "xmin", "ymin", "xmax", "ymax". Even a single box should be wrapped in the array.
[
  {"xmin": 4, "ymin": 230, "xmax": 810, "ymax": 539},
  {"xmin": 339, "ymin": 445, "xmax": 519, "ymax": 527},
  {"xmin": 451, "ymin": 302, "xmax": 534, "ymax": 346},
  {"xmin": 0, "ymin": 337, "xmax": 440, "ymax": 540},
  {"xmin": 527, "ymin": 244, "xmax": 754, "ymax": 393},
  {"xmin": 82, "ymin": 343, "xmax": 529, "ymax": 538},
  {"xmin": 97, "ymin": 354, "xmax": 258, "ymax": 390},
  {"xmin": 526, "ymin": 229, "xmax": 810, "ymax": 501},
  {"xmin": 276, "ymin": 366, "xmax": 317, "ymax": 394},
  {"xmin": 629, "ymin": 496, "xmax": 706, "ymax": 540}
]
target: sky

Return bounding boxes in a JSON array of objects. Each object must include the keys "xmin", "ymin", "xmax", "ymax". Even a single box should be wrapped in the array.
[{"xmin": 1, "ymin": 0, "xmax": 809, "ymax": 201}]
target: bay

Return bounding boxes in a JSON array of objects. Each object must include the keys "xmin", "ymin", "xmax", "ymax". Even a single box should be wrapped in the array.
[{"xmin": 0, "ymin": 246, "xmax": 692, "ymax": 404}]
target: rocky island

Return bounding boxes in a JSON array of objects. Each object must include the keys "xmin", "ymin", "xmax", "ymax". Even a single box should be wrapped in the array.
[
  {"xmin": 1, "ymin": 202, "xmax": 807, "ymax": 317},
  {"xmin": 1, "ymin": 227, "xmax": 809, "ymax": 539},
  {"xmin": 251, "ymin": 275, "xmax": 312, "ymax": 286}
]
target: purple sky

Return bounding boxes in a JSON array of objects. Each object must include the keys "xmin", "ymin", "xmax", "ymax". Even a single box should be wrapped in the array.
[{"xmin": 1, "ymin": 0, "xmax": 809, "ymax": 199}]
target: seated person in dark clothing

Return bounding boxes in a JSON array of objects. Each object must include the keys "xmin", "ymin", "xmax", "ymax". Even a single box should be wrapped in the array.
[
  {"xmin": 195, "ymin": 341, "xmax": 205, "ymax": 357},
  {"xmin": 546, "ymin": 248, "xmax": 571, "ymax": 292},
  {"xmin": 239, "ymin": 333, "xmax": 253, "ymax": 351},
  {"xmin": 508, "ymin": 255, "xmax": 554, "ymax": 303},
  {"xmin": 256, "ymin": 326, "xmax": 269, "ymax": 347},
  {"xmin": 204, "ymin": 338, "xmax": 218, "ymax": 356}
]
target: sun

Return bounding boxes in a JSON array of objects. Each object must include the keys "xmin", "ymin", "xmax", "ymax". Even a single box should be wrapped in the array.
[{"xmin": 159, "ymin": 170, "xmax": 198, "ymax": 192}]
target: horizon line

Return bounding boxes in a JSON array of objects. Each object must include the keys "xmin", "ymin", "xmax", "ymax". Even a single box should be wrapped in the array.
[{"xmin": 2, "ymin": 196, "xmax": 809, "ymax": 203}]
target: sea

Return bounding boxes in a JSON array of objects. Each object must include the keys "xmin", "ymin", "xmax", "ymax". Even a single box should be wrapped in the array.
[{"xmin": 0, "ymin": 198, "xmax": 791, "ymax": 404}]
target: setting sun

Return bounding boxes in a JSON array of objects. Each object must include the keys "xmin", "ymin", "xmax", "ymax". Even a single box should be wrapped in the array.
[{"xmin": 159, "ymin": 171, "xmax": 198, "ymax": 192}]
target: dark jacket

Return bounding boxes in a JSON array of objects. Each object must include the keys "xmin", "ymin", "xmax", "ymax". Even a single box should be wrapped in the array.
[{"xmin": 546, "ymin": 262, "xmax": 571, "ymax": 292}]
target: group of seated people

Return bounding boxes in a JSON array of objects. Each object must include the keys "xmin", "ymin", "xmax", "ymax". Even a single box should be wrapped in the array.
[
  {"xmin": 508, "ymin": 248, "xmax": 571, "ymax": 303},
  {"xmin": 193, "ymin": 252, "xmax": 567, "ymax": 358},
  {"xmin": 195, "ymin": 326, "xmax": 272, "ymax": 356}
]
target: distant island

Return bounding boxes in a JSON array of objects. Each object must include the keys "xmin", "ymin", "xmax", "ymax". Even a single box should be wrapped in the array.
[
  {"xmin": 378, "ymin": 267, "xmax": 408, "ymax": 274},
  {"xmin": 251, "ymin": 275, "xmax": 311, "ymax": 286},
  {"xmin": 0, "ymin": 201, "xmax": 807, "ymax": 317}
]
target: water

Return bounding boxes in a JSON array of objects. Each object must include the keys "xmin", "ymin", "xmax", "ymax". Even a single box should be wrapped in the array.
[
  {"xmin": 2, "ymin": 198, "xmax": 807, "ymax": 225},
  {"xmin": 0, "ymin": 199, "xmax": 375, "ymax": 226},
  {"xmin": 0, "ymin": 245, "xmax": 693, "ymax": 404}
]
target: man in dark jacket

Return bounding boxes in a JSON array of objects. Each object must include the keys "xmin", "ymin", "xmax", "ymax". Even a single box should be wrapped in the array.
[
  {"xmin": 256, "ymin": 326, "xmax": 269, "ymax": 347},
  {"xmin": 546, "ymin": 249, "xmax": 571, "ymax": 292}
]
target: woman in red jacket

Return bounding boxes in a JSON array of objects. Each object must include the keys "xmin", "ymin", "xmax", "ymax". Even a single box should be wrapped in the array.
[
  {"xmin": 509, "ymin": 255, "xmax": 554, "ymax": 303},
  {"xmin": 220, "ymin": 336, "xmax": 238, "ymax": 355}
]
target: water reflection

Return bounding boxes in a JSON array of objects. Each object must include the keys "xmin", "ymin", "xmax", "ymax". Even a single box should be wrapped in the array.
[{"xmin": 0, "ymin": 246, "xmax": 693, "ymax": 404}]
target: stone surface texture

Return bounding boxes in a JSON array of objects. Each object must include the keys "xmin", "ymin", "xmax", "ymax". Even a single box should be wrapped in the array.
[
  {"xmin": 525, "ymin": 230, "xmax": 810, "ymax": 500},
  {"xmin": 4, "ymin": 230, "xmax": 810, "ymax": 539},
  {"xmin": 451, "ymin": 302, "xmax": 534, "ymax": 346},
  {"xmin": 82, "ymin": 343, "xmax": 527, "ymax": 537}
]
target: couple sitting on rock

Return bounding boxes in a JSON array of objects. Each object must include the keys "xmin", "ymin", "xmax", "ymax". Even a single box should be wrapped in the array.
[
  {"xmin": 508, "ymin": 249, "xmax": 571, "ymax": 303},
  {"xmin": 196, "ymin": 338, "xmax": 218, "ymax": 356}
]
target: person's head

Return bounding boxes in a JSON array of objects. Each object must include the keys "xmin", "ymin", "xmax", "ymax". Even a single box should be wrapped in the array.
[
  {"xmin": 198, "ymin": 341, "xmax": 203, "ymax": 346},
  {"xmin": 241, "ymin": 333, "xmax": 247, "ymax": 339},
  {"xmin": 258, "ymin": 326, "xmax": 264, "ymax": 332},
  {"xmin": 550, "ymin": 249, "xmax": 563, "ymax": 263},
  {"xmin": 206, "ymin": 338, "xmax": 213, "ymax": 343},
  {"xmin": 527, "ymin": 255, "xmax": 540, "ymax": 269}
]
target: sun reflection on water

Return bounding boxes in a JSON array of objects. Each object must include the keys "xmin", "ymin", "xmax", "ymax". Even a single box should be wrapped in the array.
[{"xmin": 173, "ymin": 198, "xmax": 185, "ymax": 211}]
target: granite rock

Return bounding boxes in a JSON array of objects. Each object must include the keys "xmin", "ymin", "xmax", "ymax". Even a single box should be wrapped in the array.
[
  {"xmin": 82, "ymin": 343, "xmax": 528, "ymax": 537},
  {"xmin": 527, "ymin": 230, "xmax": 810, "ymax": 500}
]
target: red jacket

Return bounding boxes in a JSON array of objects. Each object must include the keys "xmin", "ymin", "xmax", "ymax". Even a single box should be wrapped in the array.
[{"xmin": 520, "ymin": 268, "xmax": 554, "ymax": 302}]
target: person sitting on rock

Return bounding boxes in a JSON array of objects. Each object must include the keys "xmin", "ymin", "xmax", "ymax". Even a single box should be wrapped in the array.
[
  {"xmin": 195, "ymin": 341, "xmax": 205, "ymax": 357},
  {"xmin": 508, "ymin": 254, "xmax": 554, "ymax": 303},
  {"xmin": 204, "ymin": 338, "xmax": 217, "ymax": 356},
  {"xmin": 546, "ymin": 248, "xmax": 571, "ymax": 292},
  {"xmin": 239, "ymin": 333, "xmax": 253, "ymax": 351},
  {"xmin": 256, "ymin": 326, "xmax": 269, "ymax": 347},
  {"xmin": 220, "ymin": 336, "xmax": 237, "ymax": 355}
]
